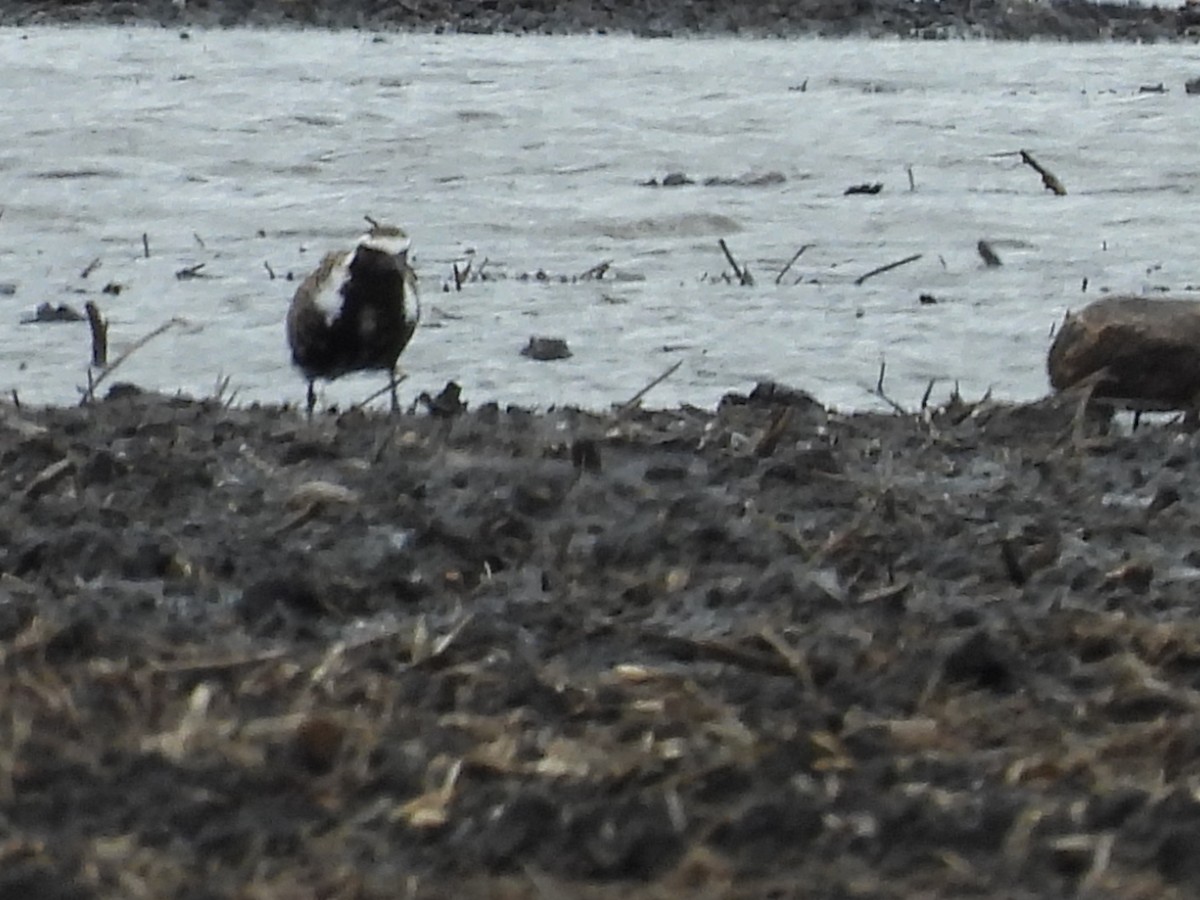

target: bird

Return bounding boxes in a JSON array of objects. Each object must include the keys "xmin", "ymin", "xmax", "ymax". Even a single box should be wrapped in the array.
[{"xmin": 286, "ymin": 219, "xmax": 420, "ymax": 417}]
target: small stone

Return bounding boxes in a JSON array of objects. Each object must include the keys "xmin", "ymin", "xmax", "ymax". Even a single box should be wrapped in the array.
[
  {"xmin": 844, "ymin": 182, "xmax": 883, "ymax": 196},
  {"xmin": 1102, "ymin": 559, "xmax": 1153, "ymax": 594},
  {"xmin": 417, "ymin": 381, "xmax": 466, "ymax": 417},
  {"xmin": 520, "ymin": 336, "xmax": 571, "ymax": 361},
  {"xmin": 660, "ymin": 172, "xmax": 694, "ymax": 187},
  {"xmin": 22, "ymin": 302, "xmax": 84, "ymax": 324},
  {"xmin": 1147, "ymin": 486, "xmax": 1181, "ymax": 517}
]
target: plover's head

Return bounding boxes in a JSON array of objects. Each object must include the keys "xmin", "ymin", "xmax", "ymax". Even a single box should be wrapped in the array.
[{"xmin": 354, "ymin": 224, "xmax": 411, "ymax": 268}]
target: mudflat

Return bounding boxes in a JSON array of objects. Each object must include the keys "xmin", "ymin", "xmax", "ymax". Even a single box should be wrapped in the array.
[
  {"xmin": 0, "ymin": 0, "xmax": 1190, "ymax": 40},
  {"xmin": 3, "ymin": 380, "xmax": 1199, "ymax": 898}
]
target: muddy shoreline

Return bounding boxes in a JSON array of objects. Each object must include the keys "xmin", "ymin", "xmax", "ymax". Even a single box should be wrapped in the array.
[
  {"xmin": 4, "ymin": 381, "xmax": 1200, "ymax": 897},
  {"xmin": 0, "ymin": 0, "xmax": 1193, "ymax": 40}
]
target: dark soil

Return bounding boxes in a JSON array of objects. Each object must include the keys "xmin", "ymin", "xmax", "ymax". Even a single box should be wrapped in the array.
[
  {"xmin": 4, "ymin": 380, "xmax": 1200, "ymax": 898},
  {"xmin": 0, "ymin": 0, "xmax": 1195, "ymax": 41}
]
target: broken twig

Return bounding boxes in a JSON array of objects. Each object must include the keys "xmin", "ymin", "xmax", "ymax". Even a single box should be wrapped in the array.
[
  {"xmin": 977, "ymin": 240, "xmax": 1002, "ymax": 267},
  {"xmin": 758, "ymin": 625, "xmax": 818, "ymax": 693},
  {"xmin": 871, "ymin": 360, "xmax": 908, "ymax": 415},
  {"xmin": 1019, "ymin": 149, "xmax": 1067, "ymax": 196},
  {"xmin": 718, "ymin": 239, "xmax": 754, "ymax": 286},
  {"xmin": 753, "ymin": 407, "xmax": 793, "ymax": 458},
  {"xmin": 175, "ymin": 263, "xmax": 206, "ymax": 280},
  {"xmin": 615, "ymin": 360, "xmax": 684, "ymax": 419},
  {"xmin": 579, "ymin": 260, "xmax": 611, "ymax": 281},
  {"xmin": 775, "ymin": 244, "xmax": 813, "ymax": 285},
  {"xmin": 920, "ymin": 378, "xmax": 937, "ymax": 412},
  {"xmin": 855, "ymin": 253, "xmax": 922, "ymax": 286},
  {"xmin": 348, "ymin": 373, "xmax": 409, "ymax": 415}
]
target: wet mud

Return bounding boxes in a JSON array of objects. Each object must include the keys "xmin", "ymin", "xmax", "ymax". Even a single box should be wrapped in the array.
[
  {"xmin": 0, "ymin": 0, "xmax": 1192, "ymax": 40},
  {"xmin": 4, "ymin": 381, "xmax": 1200, "ymax": 897}
]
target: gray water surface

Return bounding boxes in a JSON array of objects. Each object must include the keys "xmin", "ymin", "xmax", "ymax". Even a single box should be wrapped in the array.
[{"xmin": 4, "ymin": 28, "xmax": 1200, "ymax": 411}]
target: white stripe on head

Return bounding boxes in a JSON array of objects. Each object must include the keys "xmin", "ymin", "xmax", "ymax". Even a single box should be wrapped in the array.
[{"xmin": 358, "ymin": 229, "xmax": 411, "ymax": 257}]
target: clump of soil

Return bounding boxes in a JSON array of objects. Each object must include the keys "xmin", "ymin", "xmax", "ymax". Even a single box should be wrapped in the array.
[{"xmin": 2, "ymin": 382, "xmax": 1200, "ymax": 898}]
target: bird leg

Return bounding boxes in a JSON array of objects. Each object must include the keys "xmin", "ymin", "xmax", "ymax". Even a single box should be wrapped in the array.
[
  {"xmin": 306, "ymin": 380, "xmax": 317, "ymax": 419},
  {"xmin": 388, "ymin": 368, "xmax": 400, "ymax": 413}
]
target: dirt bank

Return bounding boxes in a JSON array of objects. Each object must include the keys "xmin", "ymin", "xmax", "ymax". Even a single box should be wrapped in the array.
[
  {"xmin": 0, "ymin": 0, "xmax": 1191, "ymax": 40},
  {"xmin": 3, "ymin": 381, "xmax": 1200, "ymax": 898}
]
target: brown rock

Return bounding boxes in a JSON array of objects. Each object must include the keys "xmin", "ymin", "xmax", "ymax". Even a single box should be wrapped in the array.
[{"xmin": 1047, "ymin": 296, "xmax": 1200, "ymax": 408}]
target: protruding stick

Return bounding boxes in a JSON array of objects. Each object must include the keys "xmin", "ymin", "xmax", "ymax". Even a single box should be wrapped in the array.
[
  {"xmin": 82, "ymin": 317, "xmax": 184, "ymax": 406},
  {"xmin": 855, "ymin": 253, "xmax": 922, "ymax": 286},
  {"xmin": 872, "ymin": 360, "xmax": 907, "ymax": 415},
  {"xmin": 452, "ymin": 260, "xmax": 470, "ymax": 291},
  {"xmin": 175, "ymin": 263, "xmax": 206, "ymax": 280},
  {"xmin": 84, "ymin": 301, "xmax": 108, "ymax": 368},
  {"xmin": 920, "ymin": 378, "xmax": 936, "ymax": 411},
  {"xmin": 1019, "ymin": 149, "xmax": 1067, "ymax": 196},
  {"xmin": 718, "ymin": 239, "xmax": 754, "ymax": 286},
  {"xmin": 616, "ymin": 360, "xmax": 684, "ymax": 419},
  {"xmin": 775, "ymin": 244, "xmax": 813, "ymax": 285},
  {"xmin": 977, "ymin": 240, "xmax": 1002, "ymax": 267}
]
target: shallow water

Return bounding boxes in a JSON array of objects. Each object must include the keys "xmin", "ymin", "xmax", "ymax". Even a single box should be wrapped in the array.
[{"xmin": 3, "ymin": 27, "xmax": 1199, "ymax": 411}]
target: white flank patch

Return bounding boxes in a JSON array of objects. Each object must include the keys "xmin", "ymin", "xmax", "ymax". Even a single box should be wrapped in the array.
[
  {"xmin": 310, "ymin": 249, "xmax": 353, "ymax": 321},
  {"xmin": 404, "ymin": 265, "xmax": 421, "ymax": 323}
]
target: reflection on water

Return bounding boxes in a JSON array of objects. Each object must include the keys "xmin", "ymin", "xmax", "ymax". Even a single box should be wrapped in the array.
[{"xmin": 2, "ymin": 27, "xmax": 1199, "ymax": 411}]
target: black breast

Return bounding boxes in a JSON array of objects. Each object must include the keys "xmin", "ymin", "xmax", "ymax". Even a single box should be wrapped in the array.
[{"xmin": 301, "ymin": 248, "xmax": 415, "ymax": 379}]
